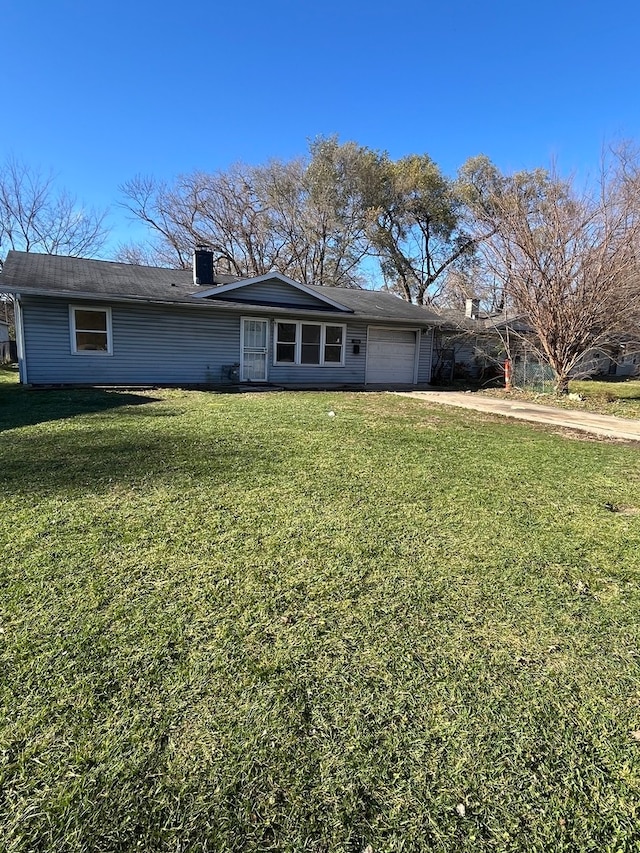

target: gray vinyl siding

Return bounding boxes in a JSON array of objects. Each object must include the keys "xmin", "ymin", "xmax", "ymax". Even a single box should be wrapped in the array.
[
  {"xmin": 21, "ymin": 297, "xmax": 241, "ymax": 385},
  {"xmin": 417, "ymin": 328, "xmax": 433, "ymax": 383},
  {"xmin": 20, "ymin": 296, "xmax": 431, "ymax": 387},
  {"xmin": 209, "ymin": 279, "xmax": 339, "ymax": 310},
  {"xmin": 453, "ymin": 338, "xmax": 484, "ymax": 380}
]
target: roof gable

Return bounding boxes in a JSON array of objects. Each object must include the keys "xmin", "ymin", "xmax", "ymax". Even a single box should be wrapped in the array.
[{"xmin": 193, "ymin": 272, "xmax": 353, "ymax": 313}]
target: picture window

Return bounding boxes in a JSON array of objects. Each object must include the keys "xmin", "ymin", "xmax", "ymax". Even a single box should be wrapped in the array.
[{"xmin": 274, "ymin": 322, "xmax": 345, "ymax": 366}]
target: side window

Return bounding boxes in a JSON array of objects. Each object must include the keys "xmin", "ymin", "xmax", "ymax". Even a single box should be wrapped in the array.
[{"xmin": 70, "ymin": 306, "xmax": 112, "ymax": 354}]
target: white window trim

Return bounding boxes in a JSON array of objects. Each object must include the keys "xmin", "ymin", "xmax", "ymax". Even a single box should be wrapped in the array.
[
  {"xmin": 69, "ymin": 305, "xmax": 113, "ymax": 356},
  {"xmin": 273, "ymin": 321, "xmax": 346, "ymax": 367}
]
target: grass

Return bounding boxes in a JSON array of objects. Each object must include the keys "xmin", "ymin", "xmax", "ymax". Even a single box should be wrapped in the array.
[
  {"xmin": 2, "ymin": 367, "xmax": 640, "ymax": 851},
  {"xmin": 482, "ymin": 379, "xmax": 640, "ymax": 419}
]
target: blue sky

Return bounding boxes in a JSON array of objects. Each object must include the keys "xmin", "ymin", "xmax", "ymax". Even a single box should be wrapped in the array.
[{"xmin": 3, "ymin": 0, "xmax": 640, "ymax": 253}]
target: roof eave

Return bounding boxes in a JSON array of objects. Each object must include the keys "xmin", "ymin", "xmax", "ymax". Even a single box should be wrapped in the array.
[{"xmin": 10, "ymin": 286, "xmax": 438, "ymax": 324}]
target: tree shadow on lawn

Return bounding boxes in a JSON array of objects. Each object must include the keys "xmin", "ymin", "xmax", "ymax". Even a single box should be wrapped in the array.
[
  {"xmin": 1, "ymin": 418, "xmax": 278, "ymax": 496},
  {"xmin": 1, "ymin": 428, "xmax": 270, "ymax": 494},
  {"xmin": 0, "ymin": 384, "xmax": 160, "ymax": 433},
  {"xmin": 0, "ymin": 383, "xmax": 286, "ymax": 494}
]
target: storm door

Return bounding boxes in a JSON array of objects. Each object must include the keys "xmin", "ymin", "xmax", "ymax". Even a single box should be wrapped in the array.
[{"xmin": 241, "ymin": 318, "xmax": 269, "ymax": 381}]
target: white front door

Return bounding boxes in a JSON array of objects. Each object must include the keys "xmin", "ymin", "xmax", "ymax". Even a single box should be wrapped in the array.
[{"xmin": 241, "ymin": 318, "xmax": 269, "ymax": 381}]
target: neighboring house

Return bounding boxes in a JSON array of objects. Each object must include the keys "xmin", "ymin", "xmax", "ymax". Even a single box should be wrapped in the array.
[
  {"xmin": 1, "ymin": 250, "xmax": 439, "ymax": 388},
  {"xmin": 431, "ymin": 300, "xmax": 525, "ymax": 384},
  {"xmin": 576, "ymin": 340, "xmax": 640, "ymax": 378},
  {"xmin": 616, "ymin": 345, "xmax": 640, "ymax": 376},
  {"xmin": 432, "ymin": 299, "xmax": 640, "ymax": 385},
  {"xmin": 0, "ymin": 319, "xmax": 11, "ymax": 363}
]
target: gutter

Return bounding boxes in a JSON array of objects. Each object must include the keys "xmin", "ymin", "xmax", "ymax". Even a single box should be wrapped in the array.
[{"xmin": 9, "ymin": 288, "xmax": 437, "ymax": 327}]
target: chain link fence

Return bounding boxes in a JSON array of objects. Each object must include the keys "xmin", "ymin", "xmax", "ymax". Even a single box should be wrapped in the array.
[{"xmin": 513, "ymin": 354, "xmax": 556, "ymax": 393}]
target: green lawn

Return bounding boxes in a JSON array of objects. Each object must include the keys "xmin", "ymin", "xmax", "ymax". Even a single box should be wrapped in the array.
[{"xmin": 2, "ymin": 370, "xmax": 640, "ymax": 852}]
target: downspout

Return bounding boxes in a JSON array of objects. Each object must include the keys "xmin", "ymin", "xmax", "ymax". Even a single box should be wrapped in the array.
[
  {"xmin": 14, "ymin": 295, "xmax": 28, "ymax": 385},
  {"xmin": 429, "ymin": 325, "xmax": 435, "ymax": 383}
]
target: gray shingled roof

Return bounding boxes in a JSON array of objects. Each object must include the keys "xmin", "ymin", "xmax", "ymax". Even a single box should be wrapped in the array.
[
  {"xmin": 303, "ymin": 283, "xmax": 442, "ymax": 323},
  {"xmin": 0, "ymin": 251, "xmax": 235, "ymax": 302},
  {"xmin": 1, "ymin": 251, "xmax": 441, "ymax": 325},
  {"xmin": 435, "ymin": 306, "xmax": 532, "ymax": 333}
]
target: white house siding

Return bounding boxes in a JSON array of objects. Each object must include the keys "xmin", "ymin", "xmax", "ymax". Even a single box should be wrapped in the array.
[{"xmin": 21, "ymin": 297, "xmax": 242, "ymax": 385}]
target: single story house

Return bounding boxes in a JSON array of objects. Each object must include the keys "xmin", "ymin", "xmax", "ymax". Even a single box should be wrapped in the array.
[{"xmin": 1, "ymin": 250, "xmax": 440, "ymax": 388}]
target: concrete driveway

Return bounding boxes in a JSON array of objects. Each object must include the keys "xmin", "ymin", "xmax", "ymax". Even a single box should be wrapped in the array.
[{"xmin": 397, "ymin": 391, "xmax": 640, "ymax": 442}]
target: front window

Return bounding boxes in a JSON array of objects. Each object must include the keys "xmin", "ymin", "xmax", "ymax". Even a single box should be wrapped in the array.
[
  {"xmin": 324, "ymin": 325, "xmax": 344, "ymax": 363},
  {"xmin": 70, "ymin": 306, "xmax": 112, "ymax": 354},
  {"xmin": 276, "ymin": 323, "xmax": 297, "ymax": 363},
  {"xmin": 274, "ymin": 322, "xmax": 345, "ymax": 366},
  {"xmin": 301, "ymin": 324, "xmax": 321, "ymax": 363}
]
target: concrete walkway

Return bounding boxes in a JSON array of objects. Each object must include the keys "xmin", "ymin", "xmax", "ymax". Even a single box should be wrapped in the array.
[{"xmin": 396, "ymin": 391, "xmax": 640, "ymax": 442}]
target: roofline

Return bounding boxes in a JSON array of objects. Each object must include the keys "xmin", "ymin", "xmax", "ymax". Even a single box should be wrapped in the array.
[
  {"xmin": 2, "ymin": 248, "xmax": 187, "ymax": 271},
  {"xmin": 192, "ymin": 271, "xmax": 354, "ymax": 313},
  {"xmin": 8, "ymin": 287, "xmax": 200, "ymax": 306},
  {"xmin": 11, "ymin": 287, "xmax": 436, "ymax": 325}
]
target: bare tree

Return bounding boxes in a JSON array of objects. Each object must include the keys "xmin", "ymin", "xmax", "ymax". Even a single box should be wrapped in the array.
[
  {"xmin": 0, "ymin": 157, "xmax": 109, "ymax": 265},
  {"xmin": 257, "ymin": 138, "xmax": 379, "ymax": 287},
  {"xmin": 119, "ymin": 138, "xmax": 378, "ymax": 285},
  {"xmin": 116, "ymin": 174, "xmax": 198, "ymax": 269},
  {"xmin": 120, "ymin": 165, "xmax": 304, "ymax": 275},
  {"xmin": 467, "ymin": 155, "xmax": 640, "ymax": 393},
  {"xmin": 0, "ymin": 158, "xmax": 110, "ymax": 340},
  {"xmin": 115, "ymin": 241, "xmax": 173, "ymax": 268}
]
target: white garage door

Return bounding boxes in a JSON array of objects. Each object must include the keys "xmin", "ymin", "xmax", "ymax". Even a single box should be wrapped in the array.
[{"xmin": 366, "ymin": 328, "xmax": 417, "ymax": 384}]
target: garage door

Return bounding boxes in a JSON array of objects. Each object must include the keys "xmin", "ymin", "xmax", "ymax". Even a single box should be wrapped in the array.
[{"xmin": 366, "ymin": 328, "xmax": 417, "ymax": 384}]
